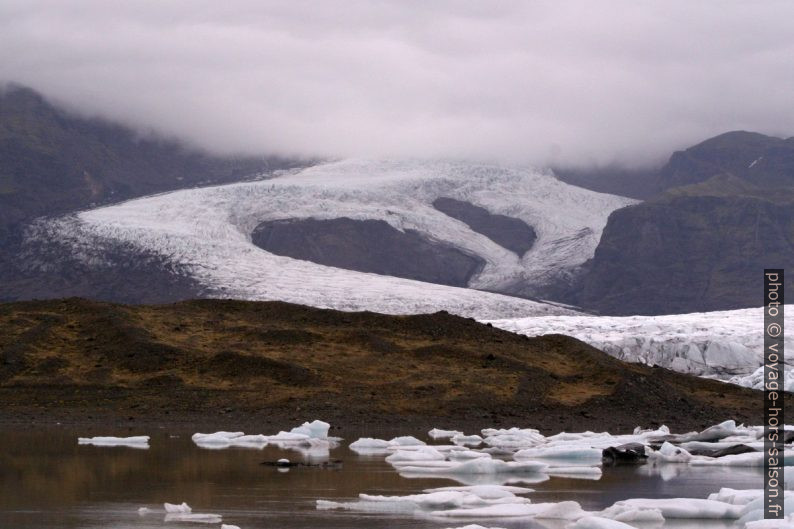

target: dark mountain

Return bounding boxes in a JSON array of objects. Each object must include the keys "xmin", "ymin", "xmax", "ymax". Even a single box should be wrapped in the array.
[
  {"xmin": 574, "ymin": 192, "xmax": 794, "ymax": 315},
  {"xmin": 0, "ymin": 84, "xmax": 303, "ymax": 301},
  {"xmin": 554, "ymin": 131, "xmax": 794, "ymax": 200},
  {"xmin": 657, "ymin": 131, "xmax": 794, "ymax": 191},
  {"xmin": 433, "ymin": 197, "xmax": 536, "ymax": 256},
  {"xmin": 559, "ymin": 131, "xmax": 794, "ymax": 315}
]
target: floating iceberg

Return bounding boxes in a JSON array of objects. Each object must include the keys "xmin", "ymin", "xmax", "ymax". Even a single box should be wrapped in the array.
[
  {"xmin": 607, "ymin": 498, "xmax": 742, "ymax": 519},
  {"xmin": 164, "ymin": 502, "xmax": 192, "ymax": 513},
  {"xmin": 569, "ymin": 516, "xmax": 643, "ymax": 529},
  {"xmin": 430, "ymin": 428, "xmax": 464, "ymax": 439},
  {"xmin": 78, "ymin": 436, "xmax": 150, "ymax": 448},
  {"xmin": 164, "ymin": 513, "xmax": 223, "ymax": 523},
  {"xmin": 397, "ymin": 458, "xmax": 548, "ymax": 476},
  {"xmin": 513, "ymin": 446, "xmax": 602, "ymax": 465}
]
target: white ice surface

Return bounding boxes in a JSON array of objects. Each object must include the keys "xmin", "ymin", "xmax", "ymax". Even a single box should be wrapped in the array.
[
  {"xmin": 41, "ymin": 159, "xmax": 636, "ymax": 319},
  {"xmin": 77, "ymin": 436, "xmax": 150, "ymax": 448},
  {"xmin": 488, "ymin": 306, "xmax": 793, "ymax": 382}
]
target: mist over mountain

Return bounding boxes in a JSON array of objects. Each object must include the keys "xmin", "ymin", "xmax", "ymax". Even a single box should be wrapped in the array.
[
  {"xmin": 0, "ymin": 85, "xmax": 302, "ymax": 302},
  {"xmin": 2, "ymin": 1, "xmax": 794, "ymax": 168}
]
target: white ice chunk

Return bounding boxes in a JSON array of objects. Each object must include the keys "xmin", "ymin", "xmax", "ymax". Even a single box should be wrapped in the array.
[
  {"xmin": 514, "ymin": 446, "xmax": 602, "ymax": 465},
  {"xmin": 164, "ymin": 513, "xmax": 222, "ymax": 523},
  {"xmin": 164, "ymin": 502, "xmax": 191, "ymax": 513},
  {"xmin": 431, "ymin": 501, "xmax": 585, "ymax": 519},
  {"xmin": 452, "ymin": 434, "xmax": 484, "ymax": 445},
  {"xmin": 430, "ymin": 428, "xmax": 464, "ymax": 439},
  {"xmin": 386, "ymin": 447, "xmax": 446, "ymax": 462},
  {"xmin": 78, "ymin": 436, "xmax": 150, "ymax": 448},
  {"xmin": 389, "ymin": 435, "xmax": 426, "ymax": 446},
  {"xmin": 425, "ymin": 485, "xmax": 534, "ymax": 498},
  {"xmin": 569, "ymin": 515, "xmax": 642, "ymax": 529},
  {"xmin": 288, "ymin": 419, "xmax": 330, "ymax": 440},
  {"xmin": 349, "ymin": 438, "xmax": 390, "ymax": 449},
  {"xmin": 399, "ymin": 458, "xmax": 548, "ymax": 475},
  {"xmin": 191, "ymin": 431, "xmax": 244, "ymax": 443},
  {"xmin": 609, "ymin": 498, "xmax": 742, "ymax": 519}
]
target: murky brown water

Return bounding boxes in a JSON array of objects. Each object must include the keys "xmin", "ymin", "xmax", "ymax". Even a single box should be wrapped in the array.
[{"xmin": 0, "ymin": 428, "xmax": 765, "ymax": 528}]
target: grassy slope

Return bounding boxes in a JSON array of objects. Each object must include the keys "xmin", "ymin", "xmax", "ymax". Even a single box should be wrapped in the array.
[{"xmin": 0, "ymin": 298, "xmax": 782, "ymax": 433}]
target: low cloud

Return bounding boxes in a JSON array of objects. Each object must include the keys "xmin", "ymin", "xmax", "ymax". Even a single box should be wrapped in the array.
[{"xmin": 2, "ymin": 1, "xmax": 793, "ymax": 167}]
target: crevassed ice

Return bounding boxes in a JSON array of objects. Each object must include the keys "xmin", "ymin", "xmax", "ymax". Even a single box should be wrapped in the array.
[
  {"xmin": 41, "ymin": 159, "xmax": 635, "ymax": 319},
  {"xmin": 487, "ymin": 306, "xmax": 793, "ymax": 384}
]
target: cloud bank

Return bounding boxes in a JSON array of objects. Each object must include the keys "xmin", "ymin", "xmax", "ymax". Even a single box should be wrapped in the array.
[{"xmin": 1, "ymin": 1, "xmax": 793, "ymax": 167}]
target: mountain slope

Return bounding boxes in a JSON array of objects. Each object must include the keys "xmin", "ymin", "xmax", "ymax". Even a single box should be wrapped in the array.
[
  {"xmin": 0, "ymin": 85, "xmax": 295, "ymax": 231},
  {"xmin": 563, "ymin": 131, "xmax": 794, "ymax": 315},
  {"xmin": 572, "ymin": 182, "xmax": 794, "ymax": 315},
  {"xmin": 657, "ymin": 130, "xmax": 794, "ymax": 191},
  {"xmin": 0, "ymin": 297, "xmax": 780, "ymax": 432},
  {"xmin": 0, "ymin": 84, "xmax": 302, "ymax": 301}
]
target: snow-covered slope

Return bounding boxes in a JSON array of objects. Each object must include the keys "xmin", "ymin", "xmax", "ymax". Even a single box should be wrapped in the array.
[
  {"xmin": 38, "ymin": 159, "xmax": 635, "ymax": 318},
  {"xmin": 487, "ymin": 307, "xmax": 793, "ymax": 389}
]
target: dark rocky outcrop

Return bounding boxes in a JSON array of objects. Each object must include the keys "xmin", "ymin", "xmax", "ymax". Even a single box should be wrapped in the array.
[
  {"xmin": 433, "ymin": 197, "xmax": 536, "ymax": 256},
  {"xmin": 252, "ymin": 217, "xmax": 485, "ymax": 287},
  {"xmin": 602, "ymin": 443, "xmax": 648, "ymax": 465},
  {"xmin": 571, "ymin": 188, "xmax": 794, "ymax": 315},
  {"xmin": 657, "ymin": 131, "xmax": 794, "ymax": 192}
]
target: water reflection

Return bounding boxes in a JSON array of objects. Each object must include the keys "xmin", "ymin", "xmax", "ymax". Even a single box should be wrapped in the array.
[{"xmin": 0, "ymin": 429, "xmax": 766, "ymax": 529}]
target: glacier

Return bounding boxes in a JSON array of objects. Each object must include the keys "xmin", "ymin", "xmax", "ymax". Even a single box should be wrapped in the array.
[
  {"xmin": 33, "ymin": 158, "xmax": 790, "ymax": 388},
  {"xmin": 37, "ymin": 159, "xmax": 635, "ymax": 319},
  {"xmin": 488, "ymin": 306, "xmax": 793, "ymax": 386}
]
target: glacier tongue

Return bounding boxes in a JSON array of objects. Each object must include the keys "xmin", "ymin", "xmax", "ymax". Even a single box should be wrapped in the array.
[
  {"xmin": 39, "ymin": 159, "xmax": 636, "ymax": 319},
  {"xmin": 487, "ymin": 306, "xmax": 792, "ymax": 385}
]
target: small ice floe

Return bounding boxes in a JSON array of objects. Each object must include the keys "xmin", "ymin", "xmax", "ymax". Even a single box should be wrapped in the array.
[
  {"xmin": 598, "ymin": 506, "xmax": 664, "ymax": 523},
  {"xmin": 443, "ymin": 525, "xmax": 507, "ymax": 529},
  {"xmin": 430, "ymin": 428, "xmax": 464, "ymax": 439},
  {"xmin": 285, "ymin": 419, "xmax": 331, "ymax": 440},
  {"xmin": 513, "ymin": 446, "xmax": 602, "ymax": 465},
  {"xmin": 691, "ymin": 451, "xmax": 794, "ymax": 467},
  {"xmin": 396, "ymin": 458, "xmax": 548, "ymax": 476},
  {"xmin": 651, "ymin": 420, "xmax": 741, "ymax": 444},
  {"xmin": 389, "ymin": 435, "xmax": 426, "ymax": 446},
  {"xmin": 569, "ymin": 515, "xmax": 641, "ymax": 529},
  {"xmin": 192, "ymin": 432, "xmax": 269, "ymax": 450},
  {"xmin": 221, "ymin": 525, "xmax": 242, "ymax": 529},
  {"xmin": 424, "ymin": 485, "xmax": 534, "ymax": 499},
  {"xmin": 452, "ymin": 434, "xmax": 484, "ymax": 446},
  {"xmin": 318, "ymin": 487, "xmax": 535, "ymax": 515},
  {"xmin": 746, "ymin": 516, "xmax": 794, "ymax": 529},
  {"xmin": 137, "ymin": 507, "xmax": 153, "ymax": 515},
  {"xmin": 429, "ymin": 500, "xmax": 587, "ymax": 519},
  {"xmin": 350, "ymin": 438, "xmax": 391, "ymax": 449},
  {"xmin": 77, "ymin": 436, "xmax": 150, "ymax": 448},
  {"xmin": 606, "ymin": 498, "xmax": 742, "ymax": 519},
  {"xmin": 164, "ymin": 502, "xmax": 192, "ymax": 513},
  {"xmin": 162, "ymin": 502, "xmax": 222, "ymax": 523},
  {"xmin": 164, "ymin": 513, "xmax": 223, "ymax": 523},
  {"xmin": 448, "ymin": 449, "xmax": 492, "ymax": 461},
  {"xmin": 386, "ymin": 447, "xmax": 446, "ymax": 463},
  {"xmin": 481, "ymin": 427, "xmax": 545, "ymax": 449}
]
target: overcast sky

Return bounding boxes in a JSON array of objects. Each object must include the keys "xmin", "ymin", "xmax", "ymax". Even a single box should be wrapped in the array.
[{"xmin": 1, "ymin": 1, "xmax": 793, "ymax": 168}]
